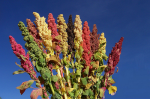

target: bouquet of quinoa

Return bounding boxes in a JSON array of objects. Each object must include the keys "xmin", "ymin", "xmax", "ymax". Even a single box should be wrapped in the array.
[{"xmin": 9, "ymin": 12, "xmax": 124, "ymax": 99}]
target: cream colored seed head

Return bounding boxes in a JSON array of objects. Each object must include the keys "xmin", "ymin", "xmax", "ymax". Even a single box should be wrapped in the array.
[
  {"xmin": 33, "ymin": 12, "xmax": 53, "ymax": 57},
  {"xmin": 74, "ymin": 15, "xmax": 82, "ymax": 50}
]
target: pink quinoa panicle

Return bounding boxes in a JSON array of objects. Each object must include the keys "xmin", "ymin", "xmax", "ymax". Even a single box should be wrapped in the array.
[
  {"xmin": 107, "ymin": 37, "xmax": 124, "ymax": 75},
  {"xmin": 47, "ymin": 13, "xmax": 61, "ymax": 54},
  {"xmin": 90, "ymin": 24, "xmax": 100, "ymax": 55},
  {"xmin": 104, "ymin": 37, "xmax": 124, "ymax": 87},
  {"xmin": 9, "ymin": 35, "xmax": 38, "ymax": 80},
  {"xmin": 47, "ymin": 13, "xmax": 59, "ymax": 41},
  {"xmin": 9, "ymin": 36, "xmax": 26, "ymax": 58},
  {"xmin": 82, "ymin": 21, "xmax": 92, "ymax": 72},
  {"xmin": 26, "ymin": 19, "xmax": 43, "ymax": 49}
]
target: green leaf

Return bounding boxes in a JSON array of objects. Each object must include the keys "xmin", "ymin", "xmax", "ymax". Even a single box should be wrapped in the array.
[
  {"xmin": 35, "ymin": 61, "xmax": 42, "ymax": 72},
  {"xmin": 94, "ymin": 52, "xmax": 101, "ymax": 60},
  {"xmin": 51, "ymin": 75, "xmax": 58, "ymax": 82},
  {"xmin": 96, "ymin": 81, "xmax": 101, "ymax": 92},
  {"xmin": 75, "ymin": 52, "xmax": 80, "ymax": 59},
  {"xmin": 39, "ymin": 57, "xmax": 44, "ymax": 64},
  {"xmin": 83, "ymin": 89, "xmax": 89, "ymax": 96},
  {"xmin": 84, "ymin": 66, "xmax": 89, "ymax": 75},
  {"xmin": 100, "ymin": 75, "xmax": 103, "ymax": 80},
  {"xmin": 73, "ymin": 82, "xmax": 78, "ymax": 89},
  {"xmin": 68, "ymin": 91, "xmax": 74, "ymax": 97},
  {"xmin": 100, "ymin": 88, "xmax": 105, "ymax": 98},
  {"xmin": 96, "ymin": 73, "xmax": 102, "ymax": 77},
  {"xmin": 81, "ymin": 77, "xmax": 87, "ymax": 86},
  {"xmin": 76, "ymin": 69, "xmax": 81, "ymax": 76},
  {"xmin": 79, "ymin": 47, "xmax": 84, "ymax": 57},
  {"xmin": 40, "ymin": 68, "xmax": 51, "ymax": 82},
  {"xmin": 102, "ymin": 53, "xmax": 108, "ymax": 61},
  {"xmin": 35, "ymin": 83, "xmax": 40, "ymax": 88},
  {"xmin": 15, "ymin": 62, "xmax": 22, "ymax": 68},
  {"xmin": 97, "ymin": 65, "xmax": 107, "ymax": 73},
  {"xmin": 75, "ymin": 90, "xmax": 80, "ymax": 98},
  {"xmin": 63, "ymin": 57, "xmax": 67, "ymax": 65},
  {"xmin": 90, "ymin": 96, "xmax": 94, "ymax": 99},
  {"xmin": 27, "ymin": 80, "xmax": 34, "ymax": 87},
  {"xmin": 20, "ymin": 55, "xmax": 27, "ymax": 61},
  {"xmin": 99, "ymin": 42, "xmax": 106, "ymax": 48},
  {"xmin": 79, "ymin": 64, "xmax": 84, "ymax": 68},
  {"xmin": 52, "ymin": 90, "xmax": 62, "ymax": 99},
  {"xmin": 13, "ymin": 70, "xmax": 26, "ymax": 75},
  {"xmin": 108, "ymin": 76, "xmax": 112, "ymax": 80},
  {"xmin": 108, "ymin": 76, "xmax": 115, "ymax": 84},
  {"xmin": 90, "ymin": 61, "xmax": 95, "ymax": 65},
  {"xmin": 88, "ymin": 89, "xmax": 94, "ymax": 96}
]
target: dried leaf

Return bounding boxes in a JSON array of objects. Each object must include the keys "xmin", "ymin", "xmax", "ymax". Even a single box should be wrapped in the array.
[
  {"xmin": 16, "ymin": 80, "xmax": 34, "ymax": 95},
  {"xmin": 16, "ymin": 80, "xmax": 34, "ymax": 91},
  {"xmin": 52, "ymin": 42, "xmax": 56, "ymax": 50},
  {"xmin": 30, "ymin": 88, "xmax": 43, "ymax": 99},
  {"xmin": 66, "ymin": 87, "xmax": 75, "ymax": 92},
  {"xmin": 52, "ymin": 65, "xmax": 59, "ymax": 70},
  {"xmin": 89, "ymin": 76, "xmax": 97, "ymax": 83},
  {"xmin": 100, "ymin": 87, "xmax": 105, "ymax": 98},
  {"xmin": 20, "ymin": 89, "xmax": 26, "ymax": 95},
  {"xmin": 61, "ymin": 87, "xmax": 66, "ymax": 92},
  {"xmin": 55, "ymin": 35, "xmax": 62, "ymax": 41},
  {"xmin": 108, "ymin": 76, "xmax": 115, "ymax": 84},
  {"xmin": 49, "ymin": 55, "xmax": 59, "ymax": 64},
  {"xmin": 13, "ymin": 70, "xmax": 26, "ymax": 75},
  {"xmin": 116, "ymin": 67, "xmax": 119, "ymax": 73},
  {"xmin": 85, "ymin": 83, "xmax": 93, "ymax": 89},
  {"xmin": 15, "ymin": 62, "xmax": 22, "ymax": 68},
  {"xmin": 108, "ymin": 86, "xmax": 117, "ymax": 95},
  {"xmin": 32, "ymin": 61, "xmax": 36, "ymax": 67},
  {"xmin": 67, "ymin": 54, "xmax": 71, "ymax": 62},
  {"xmin": 38, "ymin": 76, "xmax": 45, "ymax": 85}
]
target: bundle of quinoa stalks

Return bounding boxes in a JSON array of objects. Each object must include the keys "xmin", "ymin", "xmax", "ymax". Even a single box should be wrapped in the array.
[{"xmin": 9, "ymin": 12, "xmax": 124, "ymax": 99}]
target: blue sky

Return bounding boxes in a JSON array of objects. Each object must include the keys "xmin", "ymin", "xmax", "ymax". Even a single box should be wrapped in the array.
[{"xmin": 0, "ymin": 0, "xmax": 150, "ymax": 99}]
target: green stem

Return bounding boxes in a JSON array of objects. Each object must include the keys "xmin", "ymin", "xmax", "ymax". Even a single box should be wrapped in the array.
[{"xmin": 49, "ymin": 83, "xmax": 55, "ymax": 95}]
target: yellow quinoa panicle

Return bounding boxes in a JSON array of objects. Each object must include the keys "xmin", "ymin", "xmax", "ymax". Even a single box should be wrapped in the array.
[
  {"xmin": 33, "ymin": 12, "xmax": 54, "ymax": 61},
  {"xmin": 74, "ymin": 15, "xmax": 82, "ymax": 50},
  {"xmin": 57, "ymin": 14, "xmax": 68, "ymax": 56},
  {"xmin": 99, "ymin": 32, "xmax": 106, "ymax": 56}
]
